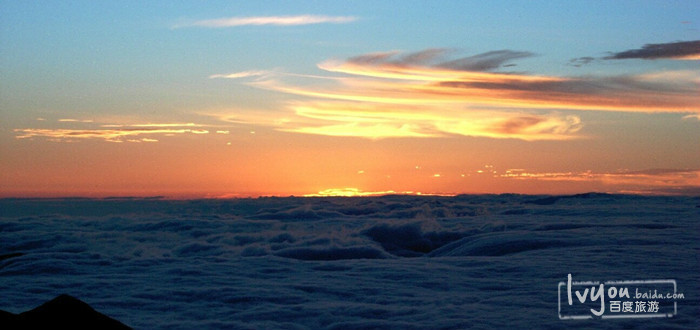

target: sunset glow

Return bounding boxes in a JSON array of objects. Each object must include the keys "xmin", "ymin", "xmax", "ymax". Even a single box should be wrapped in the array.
[{"xmin": 1, "ymin": 1, "xmax": 699, "ymax": 198}]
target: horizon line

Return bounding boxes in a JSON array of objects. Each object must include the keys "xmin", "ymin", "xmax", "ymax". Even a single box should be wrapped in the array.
[{"xmin": 1, "ymin": 191, "xmax": 696, "ymax": 201}]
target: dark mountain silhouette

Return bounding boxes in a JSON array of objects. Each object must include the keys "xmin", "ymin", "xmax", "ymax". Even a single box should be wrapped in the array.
[{"xmin": 0, "ymin": 294, "xmax": 130, "ymax": 329}]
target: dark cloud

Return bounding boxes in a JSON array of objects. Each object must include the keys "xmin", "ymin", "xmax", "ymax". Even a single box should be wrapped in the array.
[
  {"xmin": 567, "ymin": 56, "xmax": 595, "ymax": 67},
  {"xmin": 399, "ymin": 48, "xmax": 450, "ymax": 65},
  {"xmin": 436, "ymin": 71, "xmax": 698, "ymax": 112},
  {"xmin": 346, "ymin": 49, "xmax": 533, "ymax": 72},
  {"xmin": 346, "ymin": 52, "xmax": 401, "ymax": 65},
  {"xmin": 440, "ymin": 75, "xmax": 667, "ymax": 95},
  {"xmin": 604, "ymin": 40, "xmax": 700, "ymax": 60},
  {"xmin": 346, "ymin": 48, "xmax": 451, "ymax": 66},
  {"xmin": 438, "ymin": 50, "xmax": 533, "ymax": 71}
]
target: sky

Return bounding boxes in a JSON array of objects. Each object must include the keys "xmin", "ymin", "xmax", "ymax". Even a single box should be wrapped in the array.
[{"xmin": 1, "ymin": 1, "xmax": 699, "ymax": 198}]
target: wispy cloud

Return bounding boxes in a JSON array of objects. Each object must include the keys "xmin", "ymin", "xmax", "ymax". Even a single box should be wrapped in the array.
[
  {"xmin": 500, "ymin": 168, "xmax": 700, "ymax": 192},
  {"xmin": 279, "ymin": 101, "xmax": 581, "ymax": 140},
  {"xmin": 100, "ymin": 123, "xmax": 201, "ymax": 128},
  {"xmin": 567, "ymin": 56, "xmax": 595, "ymax": 67},
  {"xmin": 209, "ymin": 70, "xmax": 272, "ymax": 79},
  {"xmin": 14, "ymin": 122, "xmax": 210, "ymax": 143},
  {"xmin": 182, "ymin": 15, "xmax": 357, "ymax": 28},
  {"xmin": 312, "ymin": 49, "xmax": 699, "ymax": 112},
  {"xmin": 212, "ymin": 48, "xmax": 699, "ymax": 140},
  {"xmin": 340, "ymin": 48, "xmax": 533, "ymax": 72},
  {"xmin": 604, "ymin": 40, "xmax": 700, "ymax": 60},
  {"xmin": 58, "ymin": 118, "xmax": 94, "ymax": 123}
]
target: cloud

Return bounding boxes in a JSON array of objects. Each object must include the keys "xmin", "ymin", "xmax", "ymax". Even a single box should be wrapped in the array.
[
  {"xmin": 500, "ymin": 168, "xmax": 700, "ymax": 190},
  {"xmin": 269, "ymin": 51, "xmax": 699, "ymax": 111},
  {"xmin": 567, "ymin": 56, "xmax": 595, "ymax": 67},
  {"xmin": 316, "ymin": 52, "xmax": 698, "ymax": 112},
  {"xmin": 209, "ymin": 71, "xmax": 272, "ymax": 79},
  {"xmin": 322, "ymin": 49, "xmax": 536, "ymax": 81},
  {"xmin": 604, "ymin": 40, "xmax": 700, "ymax": 60},
  {"xmin": 214, "ymin": 48, "xmax": 699, "ymax": 140},
  {"xmin": 342, "ymin": 49, "xmax": 533, "ymax": 71},
  {"xmin": 183, "ymin": 15, "xmax": 357, "ymax": 28},
  {"xmin": 437, "ymin": 50, "xmax": 534, "ymax": 71},
  {"xmin": 212, "ymin": 101, "xmax": 582, "ymax": 141},
  {"xmin": 58, "ymin": 118, "xmax": 94, "ymax": 123},
  {"xmin": 100, "ymin": 123, "xmax": 201, "ymax": 128},
  {"xmin": 14, "ymin": 123, "xmax": 210, "ymax": 143},
  {"xmin": 287, "ymin": 102, "xmax": 582, "ymax": 140}
]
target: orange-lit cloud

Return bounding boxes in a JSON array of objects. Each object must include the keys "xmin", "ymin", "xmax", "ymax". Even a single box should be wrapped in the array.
[
  {"xmin": 14, "ymin": 122, "xmax": 210, "ymax": 143},
  {"xmin": 284, "ymin": 102, "xmax": 582, "ymax": 140},
  {"xmin": 209, "ymin": 101, "xmax": 582, "ymax": 140},
  {"xmin": 183, "ymin": 15, "xmax": 357, "ymax": 28},
  {"xmin": 100, "ymin": 123, "xmax": 201, "ymax": 128},
  {"xmin": 310, "ymin": 50, "xmax": 699, "ymax": 112},
  {"xmin": 210, "ymin": 48, "xmax": 698, "ymax": 140}
]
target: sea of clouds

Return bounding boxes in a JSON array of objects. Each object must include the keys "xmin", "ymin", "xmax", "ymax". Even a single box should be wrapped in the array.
[{"xmin": 1, "ymin": 194, "xmax": 698, "ymax": 329}]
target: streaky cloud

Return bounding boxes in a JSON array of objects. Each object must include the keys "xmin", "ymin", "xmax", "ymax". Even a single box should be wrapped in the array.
[
  {"xmin": 343, "ymin": 49, "xmax": 533, "ymax": 72},
  {"xmin": 604, "ymin": 40, "xmax": 700, "ymax": 60},
  {"xmin": 101, "ymin": 123, "xmax": 200, "ymax": 128},
  {"xmin": 294, "ymin": 53, "xmax": 699, "ymax": 113},
  {"xmin": 214, "ymin": 100, "xmax": 582, "ymax": 141},
  {"xmin": 501, "ymin": 168, "xmax": 700, "ymax": 190},
  {"xmin": 184, "ymin": 15, "xmax": 357, "ymax": 28},
  {"xmin": 209, "ymin": 70, "xmax": 272, "ymax": 79},
  {"xmin": 58, "ymin": 118, "xmax": 94, "ymax": 123},
  {"xmin": 14, "ymin": 122, "xmax": 211, "ymax": 143},
  {"xmin": 216, "ymin": 48, "xmax": 699, "ymax": 140},
  {"xmin": 437, "ymin": 50, "xmax": 534, "ymax": 71}
]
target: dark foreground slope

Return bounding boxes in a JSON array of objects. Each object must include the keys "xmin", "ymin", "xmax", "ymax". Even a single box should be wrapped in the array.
[{"xmin": 0, "ymin": 294, "xmax": 131, "ymax": 329}]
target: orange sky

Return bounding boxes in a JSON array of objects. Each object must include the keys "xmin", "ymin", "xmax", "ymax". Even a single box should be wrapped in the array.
[{"xmin": 1, "ymin": 3, "xmax": 699, "ymax": 197}]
